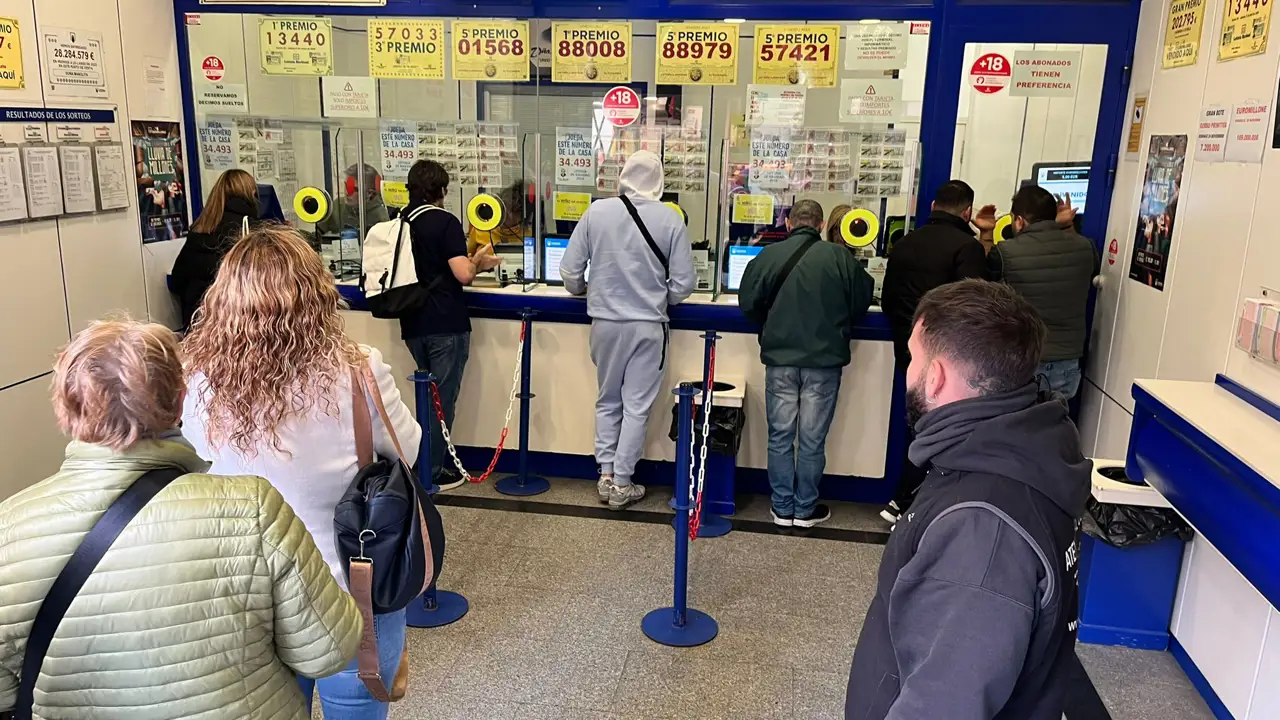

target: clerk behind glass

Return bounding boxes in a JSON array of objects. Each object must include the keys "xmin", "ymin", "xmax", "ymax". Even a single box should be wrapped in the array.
[{"xmin": 559, "ymin": 150, "xmax": 696, "ymax": 510}]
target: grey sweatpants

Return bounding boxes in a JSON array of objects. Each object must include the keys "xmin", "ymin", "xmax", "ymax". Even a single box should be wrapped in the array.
[{"xmin": 590, "ymin": 319, "xmax": 668, "ymax": 486}]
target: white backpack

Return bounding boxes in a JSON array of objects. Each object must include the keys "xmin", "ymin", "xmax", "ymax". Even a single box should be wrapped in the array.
[{"xmin": 361, "ymin": 204, "xmax": 439, "ymax": 318}]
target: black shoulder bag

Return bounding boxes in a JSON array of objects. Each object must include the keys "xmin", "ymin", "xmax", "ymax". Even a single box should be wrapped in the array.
[
  {"xmin": 619, "ymin": 195, "xmax": 670, "ymax": 281},
  {"xmin": 12, "ymin": 468, "xmax": 182, "ymax": 720},
  {"xmin": 760, "ymin": 236, "xmax": 820, "ymax": 327}
]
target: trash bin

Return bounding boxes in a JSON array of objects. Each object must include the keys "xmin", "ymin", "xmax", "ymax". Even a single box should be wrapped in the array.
[
  {"xmin": 669, "ymin": 378, "xmax": 746, "ymax": 516},
  {"xmin": 1077, "ymin": 461, "xmax": 1193, "ymax": 650}
]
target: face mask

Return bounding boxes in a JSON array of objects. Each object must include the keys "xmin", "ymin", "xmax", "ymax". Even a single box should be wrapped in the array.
[{"xmin": 906, "ymin": 377, "xmax": 930, "ymax": 428}]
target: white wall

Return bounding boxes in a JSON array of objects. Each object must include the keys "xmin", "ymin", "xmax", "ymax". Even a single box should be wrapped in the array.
[
  {"xmin": 1078, "ymin": 0, "xmax": 1280, "ymax": 458},
  {"xmin": 0, "ymin": 0, "xmax": 185, "ymax": 499}
]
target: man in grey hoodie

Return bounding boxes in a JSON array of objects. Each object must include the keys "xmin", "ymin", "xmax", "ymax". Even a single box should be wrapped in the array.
[
  {"xmin": 561, "ymin": 150, "xmax": 696, "ymax": 509},
  {"xmin": 846, "ymin": 279, "xmax": 1090, "ymax": 720}
]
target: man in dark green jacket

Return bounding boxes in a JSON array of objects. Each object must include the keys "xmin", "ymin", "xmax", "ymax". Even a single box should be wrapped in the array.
[{"xmin": 739, "ymin": 199, "xmax": 875, "ymax": 527}]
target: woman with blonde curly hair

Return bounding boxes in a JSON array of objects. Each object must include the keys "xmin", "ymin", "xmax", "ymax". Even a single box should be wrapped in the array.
[
  {"xmin": 0, "ymin": 318, "xmax": 360, "ymax": 719},
  {"xmin": 180, "ymin": 225, "xmax": 421, "ymax": 720}
]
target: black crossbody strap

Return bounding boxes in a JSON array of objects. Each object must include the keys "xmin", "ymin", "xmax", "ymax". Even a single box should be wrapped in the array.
[
  {"xmin": 14, "ymin": 467, "xmax": 183, "ymax": 720},
  {"xmin": 619, "ymin": 195, "xmax": 669, "ymax": 281},
  {"xmin": 763, "ymin": 237, "xmax": 820, "ymax": 326}
]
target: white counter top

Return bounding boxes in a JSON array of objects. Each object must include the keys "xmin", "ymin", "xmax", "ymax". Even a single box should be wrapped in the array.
[
  {"xmin": 462, "ymin": 283, "xmax": 883, "ymax": 311},
  {"xmin": 1135, "ymin": 378, "xmax": 1280, "ymax": 491}
]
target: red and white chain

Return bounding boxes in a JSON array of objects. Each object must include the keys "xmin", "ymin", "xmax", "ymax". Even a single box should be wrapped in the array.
[
  {"xmin": 429, "ymin": 322, "xmax": 525, "ymax": 484},
  {"xmin": 688, "ymin": 343, "xmax": 716, "ymax": 540}
]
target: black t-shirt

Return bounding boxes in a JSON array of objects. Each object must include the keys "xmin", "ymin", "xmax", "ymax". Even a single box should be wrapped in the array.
[{"xmin": 399, "ymin": 204, "xmax": 471, "ymax": 339}]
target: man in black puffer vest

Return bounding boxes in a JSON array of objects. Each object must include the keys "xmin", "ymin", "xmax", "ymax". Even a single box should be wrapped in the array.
[
  {"xmin": 845, "ymin": 279, "xmax": 1090, "ymax": 720},
  {"xmin": 987, "ymin": 185, "xmax": 1099, "ymax": 399}
]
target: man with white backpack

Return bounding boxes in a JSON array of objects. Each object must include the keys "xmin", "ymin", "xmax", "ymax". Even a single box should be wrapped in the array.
[{"xmin": 395, "ymin": 159, "xmax": 499, "ymax": 490}]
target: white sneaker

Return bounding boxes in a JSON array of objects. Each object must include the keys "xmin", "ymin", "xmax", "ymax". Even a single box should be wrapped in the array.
[
  {"xmin": 597, "ymin": 476, "xmax": 613, "ymax": 504},
  {"xmin": 608, "ymin": 482, "xmax": 646, "ymax": 510},
  {"xmin": 879, "ymin": 500, "xmax": 901, "ymax": 525},
  {"xmin": 770, "ymin": 509, "xmax": 794, "ymax": 527}
]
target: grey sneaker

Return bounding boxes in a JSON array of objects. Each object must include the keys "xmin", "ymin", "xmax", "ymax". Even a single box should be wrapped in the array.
[
  {"xmin": 597, "ymin": 476, "xmax": 613, "ymax": 504},
  {"xmin": 608, "ymin": 482, "xmax": 646, "ymax": 510}
]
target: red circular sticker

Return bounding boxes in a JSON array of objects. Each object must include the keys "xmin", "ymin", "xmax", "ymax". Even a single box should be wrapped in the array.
[
  {"xmin": 1108, "ymin": 238, "xmax": 1119, "ymax": 265},
  {"xmin": 602, "ymin": 86, "xmax": 641, "ymax": 128},
  {"xmin": 969, "ymin": 52, "xmax": 1010, "ymax": 95},
  {"xmin": 202, "ymin": 56, "xmax": 225, "ymax": 82}
]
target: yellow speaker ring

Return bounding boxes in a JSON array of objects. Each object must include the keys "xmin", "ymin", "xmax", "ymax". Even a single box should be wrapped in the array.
[
  {"xmin": 841, "ymin": 208, "xmax": 880, "ymax": 248},
  {"xmin": 467, "ymin": 194, "xmax": 504, "ymax": 232},
  {"xmin": 294, "ymin": 187, "xmax": 331, "ymax": 224},
  {"xmin": 993, "ymin": 214, "xmax": 1015, "ymax": 245},
  {"xmin": 664, "ymin": 201, "xmax": 688, "ymax": 225}
]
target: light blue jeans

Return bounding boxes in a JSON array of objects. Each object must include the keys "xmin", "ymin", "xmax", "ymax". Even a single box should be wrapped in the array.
[
  {"xmin": 765, "ymin": 366, "xmax": 842, "ymax": 518},
  {"xmin": 1037, "ymin": 359, "xmax": 1083, "ymax": 400},
  {"xmin": 298, "ymin": 608, "xmax": 407, "ymax": 720}
]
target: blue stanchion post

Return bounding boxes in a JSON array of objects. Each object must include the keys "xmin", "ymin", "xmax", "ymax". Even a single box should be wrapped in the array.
[
  {"xmin": 496, "ymin": 309, "xmax": 551, "ymax": 497},
  {"xmin": 406, "ymin": 369, "xmax": 469, "ymax": 629},
  {"xmin": 642, "ymin": 383, "xmax": 718, "ymax": 647},
  {"xmin": 671, "ymin": 331, "xmax": 733, "ymax": 538}
]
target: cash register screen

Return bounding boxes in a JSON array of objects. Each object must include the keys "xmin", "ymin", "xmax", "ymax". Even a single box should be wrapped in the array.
[
  {"xmin": 1032, "ymin": 162, "xmax": 1090, "ymax": 214},
  {"xmin": 726, "ymin": 245, "xmax": 763, "ymax": 292},
  {"xmin": 542, "ymin": 235, "xmax": 589, "ymax": 285}
]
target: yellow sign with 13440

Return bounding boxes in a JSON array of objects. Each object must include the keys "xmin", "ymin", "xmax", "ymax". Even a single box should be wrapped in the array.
[
  {"xmin": 369, "ymin": 19, "xmax": 444, "ymax": 79},
  {"xmin": 259, "ymin": 17, "xmax": 332, "ymax": 76},
  {"xmin": 1162, "ymin": 0, "xmax": 1206, "ymax": 67},
  {"xmin": 655, "ymin": 22, "xmax": 739, "ymax": 85},
  {"xmin": 1219, "ymin": 0, "xmax": 1273, "ymax": 61},
  {"xmin": 753, "ymin": 25, "xmax": 840, "ymax": 88},
  {"xmin": 452, "ymin": 20, "xmax": 530, "ymax": 81},
  {"xmin": 551, "ymin": 22, "xmax": 632, "ymax": 83}
]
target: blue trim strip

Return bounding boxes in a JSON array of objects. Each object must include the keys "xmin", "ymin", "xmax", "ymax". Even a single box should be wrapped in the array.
[
  {"xmin": 1170, "ymin": 636, "xmax": 1236, "ymax": 720},
  {"xmin": 1215, "ymin": 373, "xmax": 1280, "ymax": 424},
  {"xmin": 1126, "ymin": 383, "xmax": 1280, "ymax": 611}
]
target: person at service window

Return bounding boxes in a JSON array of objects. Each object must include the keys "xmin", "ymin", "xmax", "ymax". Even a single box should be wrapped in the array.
[{"xmin": 170, "ymin": 168, "xmax": 259, "ymax": 331}]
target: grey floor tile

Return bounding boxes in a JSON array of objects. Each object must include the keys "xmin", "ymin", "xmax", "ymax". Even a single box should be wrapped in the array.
[
  {"xmin": 389, "ymin": 690, "xmax": 519, "ymax": 720},
  {"xmin": 513, "ymin": 704, "xmax": 620, "ymax": 720},
  {"xmin": 439, "ymin": 638, "xmax": 628, "ymax": 711},
  {"xmin": 1076, "ymin": 644, "xmax": 1215, "ymax": 720},
  {"xmin": 793, "ymin": 670, "xmax": 848, "ymax": 720},
  {"xmin": 613, "ymin": 649, "xmax": 793, "ymax": 720}
]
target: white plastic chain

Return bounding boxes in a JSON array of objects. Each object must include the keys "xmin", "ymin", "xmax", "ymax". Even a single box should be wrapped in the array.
[
  {"xmin": 436, "ymin": 328, "xmax": 524, "ymax": 482},
  {"xmin": 688, "ymin": 373, "xmax": 715, "ymax": 519}
]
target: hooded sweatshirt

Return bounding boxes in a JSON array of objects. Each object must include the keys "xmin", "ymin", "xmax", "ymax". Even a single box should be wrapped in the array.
[
  {"xmin": 560, "ymin": 150, "xmax": 696, "ymax": 322},
  {"xmin": 846, "ymin": 384, "xmax": 1091, "ymax": 720}
]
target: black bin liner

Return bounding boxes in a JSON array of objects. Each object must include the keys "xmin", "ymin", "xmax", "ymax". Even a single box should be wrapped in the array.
[
  {"xmin": 1082, "ymin": 467, "xmax": 1194, "ymax": 549},
  {"xmin": 668, "ymin": 382, "xmax": 745, "ymax": 457}
]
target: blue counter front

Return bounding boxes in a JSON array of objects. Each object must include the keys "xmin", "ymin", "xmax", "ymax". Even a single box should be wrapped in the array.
[{"xmin": 341, "ymin": 284, "xmax": 906, "ymax": 507}]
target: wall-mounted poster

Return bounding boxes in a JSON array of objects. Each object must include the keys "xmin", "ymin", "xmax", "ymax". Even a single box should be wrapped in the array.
[
  {"xmin": 131, "ymin": 121, "xmax": 189, "ymax": 243},
  {"xmin": 42, "ymin": 27, "xmax": 107, "ymax": 99},
  {"xmin": 0, "ymin": 17, "xmax": 25, "ymax": 89},
  {"xmin": 1129, "ymin": 134, "xmax": 1187, "ymax": 292}
]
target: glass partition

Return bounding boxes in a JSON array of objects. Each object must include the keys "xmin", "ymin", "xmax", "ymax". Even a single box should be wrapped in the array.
[{"xmin": 187, "ymin": 15, "xmax": 929, "ymax": 297}]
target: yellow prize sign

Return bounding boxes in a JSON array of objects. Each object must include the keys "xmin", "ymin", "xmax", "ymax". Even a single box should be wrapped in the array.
[
  {"xmin": 553, "ymin": 191, "xmax": 592, "ymax": 222},
  {"xmin": 369, "ymin": 19, "xmax": 445, "ymax": 79},
  {"xmin": 731, "ymin": 194, "xmax": 775, "ymax": 225},
  {"xmin": 452, "ymin": 20, "xmax": 530, "ymax": 81},
  {"xmin": 0, "ymin": 17, "xmax": 24, "ymax": 89},
  {"xmin": 1163, "ymin": 0, "xmax": 1206, "ymax": 67},
  {"xmin": 1219, "ymin": 0, "xmax": 1273, "ymax": 61},
  {"xmin": 551, "ymin": 22, "xmax": 632, "ymax": 83},
  {"xmin": 259, "ymin": 17, "xmax": 332, "ymax": 76},
  {"xmin": 753, "ymin": 25, "xmax": 840, "ymax": 88},
  {"xmin": 382, "ymin": 181, "xmax": 410, "ymax": 209},
  {"xmin": 655, "ymin": 22, "xmax": 739, "ymax": 86}
]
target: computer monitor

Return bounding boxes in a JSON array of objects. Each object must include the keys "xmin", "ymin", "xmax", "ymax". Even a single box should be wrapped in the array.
[
  {"xmin": 1031, "ymin": 162, "xmax": 1090, "ymax": 214},
  {"xmin": 541, "ymin": 235, "xmax": 589, "ymax": 285},
  {"xmin": 725, "ymin": 245, "xmax": 762, "ymax": 292}
]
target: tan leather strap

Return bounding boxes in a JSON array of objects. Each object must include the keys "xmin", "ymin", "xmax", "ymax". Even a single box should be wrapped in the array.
[
  {"xmin": 351, "ymin": 366, "xmax": 374, "ymax": 470},
  {"xmin": 348, "ymin": 559, "xmax": 403, "ymax": 702}
]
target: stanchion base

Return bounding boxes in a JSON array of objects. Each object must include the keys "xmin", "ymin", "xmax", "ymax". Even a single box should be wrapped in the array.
[
  {"xmin": 673, "ymin": 513, "xmax": 732, "ymax": 538},
  {"xmin": 641, "ymin": 607, "xmax": 719, "ymax": 647},
  {"xmin": 495, "ymin": 474, "xmax": 550, "ymax": 497},
  {"xmin": 406, "ymin": 589, "xmax": 469, "ymax": 628}
]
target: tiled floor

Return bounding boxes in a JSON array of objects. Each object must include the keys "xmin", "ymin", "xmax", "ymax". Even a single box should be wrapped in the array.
[{"xmin": 325, "ymin": 476, "xmax": 1215, "ymax": 719}]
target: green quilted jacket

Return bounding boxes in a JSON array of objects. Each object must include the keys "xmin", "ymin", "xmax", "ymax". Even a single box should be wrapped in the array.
[{"xmin": 0, "ymin": 436, "xmax": 363, "ymax": 719}]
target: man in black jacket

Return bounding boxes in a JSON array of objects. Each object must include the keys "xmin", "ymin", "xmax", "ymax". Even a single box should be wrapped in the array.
[
  {"xmin": 845, "ymin": 279, "xmax": 1090, "ymax": 720},
  {"xmin": 879, "ymin": 180, "xmax": 993, "ymax": 523}
]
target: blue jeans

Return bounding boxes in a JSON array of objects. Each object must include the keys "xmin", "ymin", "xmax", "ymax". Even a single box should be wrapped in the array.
[
  {"xmin": 298, "ymin": 608, "xmax": 407, "ymax": 720},
  {"xmin": 406, "ymin": 333, "xmax": 471, "ymax": 480},
  {"xmin": 1037, "ymin": 359, "xmax": 1082, "ymax": 400},
  {"xmin": 765, "ymin": 366, "xmax": 842, "ymax": 518}
]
